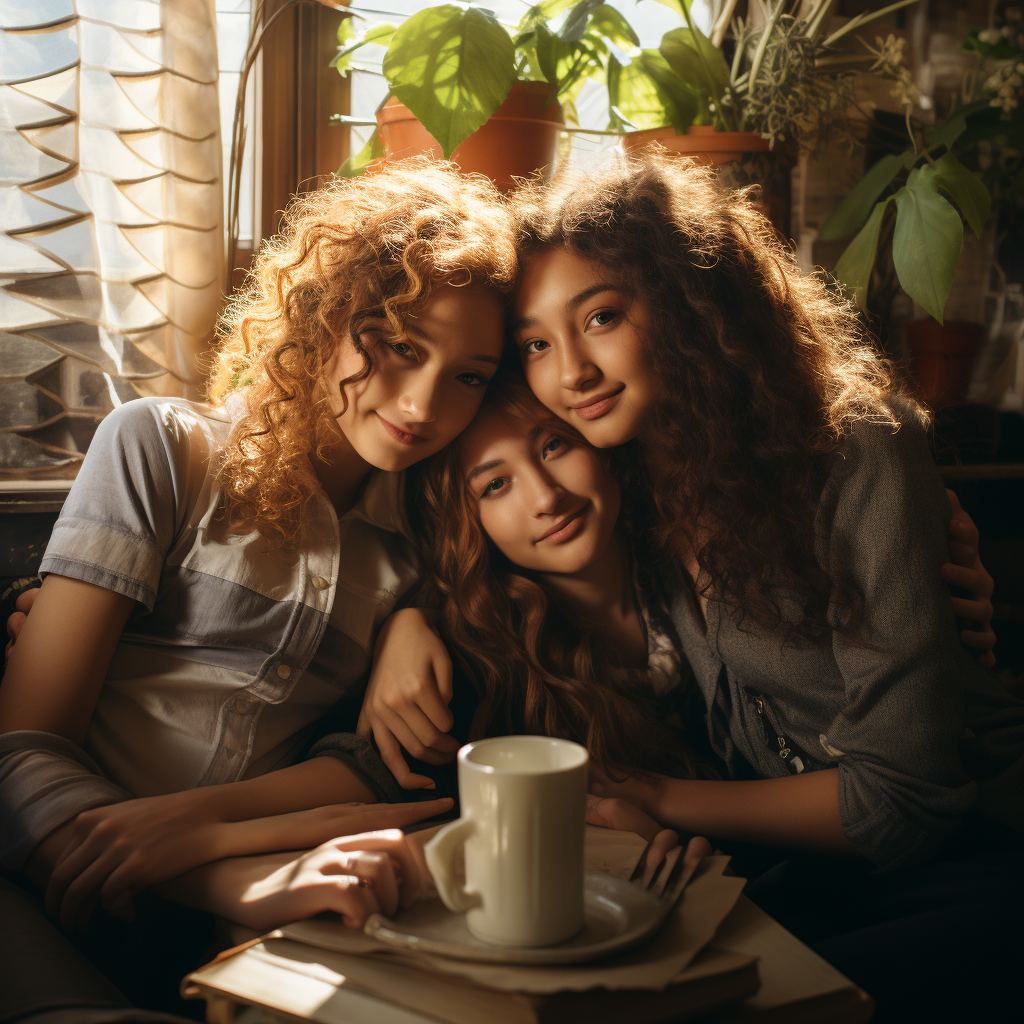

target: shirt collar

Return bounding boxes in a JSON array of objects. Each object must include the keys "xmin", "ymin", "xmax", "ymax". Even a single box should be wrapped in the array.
[{"xmin": 340, "ymin": 468, "xmax": 414, "ymax": 543}]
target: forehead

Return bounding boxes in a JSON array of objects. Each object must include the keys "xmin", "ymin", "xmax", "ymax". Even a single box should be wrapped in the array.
[
  {"xmin": 459, "ymin": 404, "xmax": 536, "ymax": 475},
  {"xmin": 515, "ymin": 248, "xmax": 605, "ymax": 309},
  {"xmin": 404, "ymin": 281, "xmax": 505, "ymax": 356}
]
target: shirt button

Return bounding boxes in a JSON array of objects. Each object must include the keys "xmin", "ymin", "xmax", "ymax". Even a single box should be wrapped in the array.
[
  {"xmin": 311, "ymin": 575, "xmax": 330, "ymax": 591},
  {"xmin": 276, "ymin": 663, "xmax": 291, "ymax": 680}
]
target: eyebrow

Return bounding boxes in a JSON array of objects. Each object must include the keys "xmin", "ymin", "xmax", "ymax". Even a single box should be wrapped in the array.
[
  {"xmin": 512, "ymin": 282, "xmax": 624, "ymax": 333},
  {"xmin": 401, "ymin": 322, "xmax": 501, "ymax": 365},
  {"xmin": 465, "ymin": 426, "xmax": 545, "ymax": 484}
]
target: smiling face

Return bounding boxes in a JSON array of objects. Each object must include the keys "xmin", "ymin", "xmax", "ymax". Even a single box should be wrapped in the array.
[
  {"xmin": 460, "ymin": 401, "xmax": 621, "ymax": 577},
  {"xmin": 324, "ymin": 281, "xmax": 506, "ymax": 472},
  {"xmin": 513, "ymin": 247, "xmax": 660, "ymax": 448}
]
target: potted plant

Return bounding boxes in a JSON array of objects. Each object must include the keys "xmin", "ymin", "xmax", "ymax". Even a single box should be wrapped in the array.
[
  {"xmin": 817, "ymin": 11, "xmax": 1024, "ymax": 405},
  {"xmin": 329, "ymin": 1, "xmax": 636, "ymax": 189}
]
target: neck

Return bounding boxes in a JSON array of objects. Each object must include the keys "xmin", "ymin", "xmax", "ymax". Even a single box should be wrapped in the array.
[
  {"xmin": 540, "ymin": 528, "xmax": 646, "ymax": 667},
  {"xmin": 312, "ymin": 429, "xmax": 374, "ymax": 519}
]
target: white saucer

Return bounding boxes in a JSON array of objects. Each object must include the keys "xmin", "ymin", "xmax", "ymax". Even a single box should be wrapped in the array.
[{"xmin": 364, "ymin": 871, "xmax": 665, "ymax": 965}]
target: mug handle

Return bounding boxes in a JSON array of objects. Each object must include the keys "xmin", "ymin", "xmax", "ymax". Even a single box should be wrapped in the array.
[{"xmin": 424, "ymin": 816, "xmax": 482, "ymax": 913}]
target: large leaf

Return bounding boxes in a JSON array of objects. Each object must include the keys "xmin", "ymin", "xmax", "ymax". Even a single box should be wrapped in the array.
[
  {"xmin": 659, "ymin": 25, "xmax": 730, "ymax": 121},
  {"xmin": 560, "ymin": 0, "xmax": 604, "ymax": 41},
  {"xmin": 383, "ymin": 5, "xmax": 516, "ymax": 157},
  {"xmin": 832, "ymin": 199, "xmax": 890, "ymax": 311},
  {"xmin": 892, "ymin": 171, "xmax": 964, "ymax": 324},
  {"xmin": 924, "ymin": 153, "xmax": 991, "ymax": 239},
  {"xmin": 338, "ymin": 129, "xmax": 384, "ymax": 178},
  {"xmin": 608, "ymin": 50, "xmax": 698, "ymax": 132},
  {"xmin": 533, "ymin": 22, "xmax": 567, "ymax": 89},
  {"xmin": 818, "ymin": 151, "xmax": 913, "ymax": 241},
  {"xmin": 587, "ymin": 4, "xmax": 639, "ymax": 49}
]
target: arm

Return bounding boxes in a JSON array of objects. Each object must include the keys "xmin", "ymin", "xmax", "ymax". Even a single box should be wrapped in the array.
[
  {"xmin": 942, "ymin": 489, "xmax": 996, "ymax": 667},
  {"xmin": 589, "ymin": 770, "xmax": 859, "ymax": 856},
  {"xmin": 356, "ymin": 607, "xmax": 460, "ymax": 788}
]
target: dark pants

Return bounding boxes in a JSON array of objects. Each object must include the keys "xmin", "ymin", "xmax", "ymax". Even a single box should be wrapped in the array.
[
  {"xmin": 733, "ymin": 820, "xmax": 1024, "ymax": 1024},
  {"xmin": 0, "ymin": 874, "xmax": 216, "ymax": 1024}
]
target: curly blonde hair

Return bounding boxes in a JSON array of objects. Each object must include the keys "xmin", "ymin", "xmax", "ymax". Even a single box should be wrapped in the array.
[{"xmin": 207, "ymin": 160, "xmax": 517, "ymax": 547}]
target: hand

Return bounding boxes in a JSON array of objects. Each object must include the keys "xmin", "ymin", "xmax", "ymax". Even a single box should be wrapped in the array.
[
  {"xmin": 46, "ymin": 789, "xmax": 227, "ymax": 931},
  {"xmin": 5, "ymin": 584, "xmax": 38, "ymax": 662},
  {"xmin": 231, "ymin": 830, "xmax": 422, "ymax": 932},
  {"xmin": 588, "ymin": 766, "xmax": 665, "ymax": 822},
  {"xmin": 942, "ymin": 490, "xmax": 997, "ymax": 668},
  {"xmin": 358, "ymin": 608, "xmax": 460, "ymax": 790}
]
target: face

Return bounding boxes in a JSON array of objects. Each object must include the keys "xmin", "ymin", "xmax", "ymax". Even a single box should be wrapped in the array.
[
  {"xmin": 460, "ymin": 402, "xmax": 621, "ymax": 577},
  {"xmin": 513, "ymin": 247, "xmax": 660, "ymax": 448},
  {"xmin": 325, "ymin": 282, "xmax": 505, "ymax": 472}
]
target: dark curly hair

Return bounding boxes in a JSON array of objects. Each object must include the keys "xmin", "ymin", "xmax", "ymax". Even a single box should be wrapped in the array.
[{"xmin": 512, "ymin": 152, "xmax": 925, "ymax": 641}]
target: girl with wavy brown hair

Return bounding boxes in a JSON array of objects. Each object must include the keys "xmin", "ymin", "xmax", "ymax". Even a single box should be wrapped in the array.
[{"xmin": 0, "ymin": 160, "xmax": 516, "ymax": 944}]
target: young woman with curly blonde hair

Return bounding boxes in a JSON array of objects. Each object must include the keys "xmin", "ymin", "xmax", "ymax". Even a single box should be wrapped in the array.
[{"xmin": 0, "ymin": 160, "xmax": 516, "ymax": 943}]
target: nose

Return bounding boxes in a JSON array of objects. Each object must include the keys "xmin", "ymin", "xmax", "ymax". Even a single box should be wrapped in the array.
[
  {"xmin": 397, "ymin": 370, "xmax": 438, "ymax": 424},
  {"xmin": 557, "ymin": 337, "xmax": 599, "ymax": 393},
  {"xmin": 526, "ymin": 464, "xmax": 565, "ymax": 518}
]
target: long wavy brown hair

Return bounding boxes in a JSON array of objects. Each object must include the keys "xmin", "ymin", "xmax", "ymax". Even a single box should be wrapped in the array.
[
  {"xmin": 512, "ymin": 152, "xmax": 926, "ymax": 641},
  {"xmin": 412, "ymin": 369, "xmax": 702, "ymax": 779},
  {"xmin": 207, "ymin": 160, "xmax": 517, "ymax": 547}
]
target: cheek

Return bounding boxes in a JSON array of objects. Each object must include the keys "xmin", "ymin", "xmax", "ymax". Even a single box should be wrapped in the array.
[{"xmin": 478, "ymin": 501, "xmax": 524, "ymax": 560}]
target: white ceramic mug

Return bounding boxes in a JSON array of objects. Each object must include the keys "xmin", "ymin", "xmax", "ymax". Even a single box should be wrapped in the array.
[{"xmin": 424, "ymin": 735, "xmax": 588, "ymax": 947}]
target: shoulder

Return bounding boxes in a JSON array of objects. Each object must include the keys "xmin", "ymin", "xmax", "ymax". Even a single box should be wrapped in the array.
[{"xmin": 90, "ymin": 397, "xmax": 232, "ymax": 469}]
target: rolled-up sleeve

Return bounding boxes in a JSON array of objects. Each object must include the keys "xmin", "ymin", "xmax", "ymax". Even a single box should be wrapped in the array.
[
  {"xmin": 821, "ymin": 414, "xmax": 977, "ymax": 870},
  {"xmin": 0, "ymin": 732, "xmax": 130, "ymax": 870},
  {"xmin": 38, "ymin": 398, "xmax": 200, "ymax": 611}
]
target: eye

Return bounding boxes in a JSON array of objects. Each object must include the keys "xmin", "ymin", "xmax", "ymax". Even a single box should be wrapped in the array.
[
  {"xmin": 456, "ymin": 371, "xmax": 489, "ymax": 387},
  {"xmin": 588, "ymin": 310, "xmax": 618, "ymax": 329},
  {"xmin": 388, "ymin": 341, "xmax": 415, "ymax": 359},
  {"xmin": 481, "ymin": 476, "xmax": 507, "ymax": 496},
  {"xmin": 542, "ymin": 436, "xmax": 567, "ymax": 458},
  {"xmin": 521, "ymin": 338, "xmax": 549, "ymax": 355}
]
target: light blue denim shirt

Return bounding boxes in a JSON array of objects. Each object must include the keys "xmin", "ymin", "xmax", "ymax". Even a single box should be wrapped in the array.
[{"xmin": 0, "ymin": 396, "xmax": 420, "ymax": 868}]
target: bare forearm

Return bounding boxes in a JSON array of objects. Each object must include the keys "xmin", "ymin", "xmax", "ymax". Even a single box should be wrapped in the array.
[
  {"xmin": 181, "ymin": 757, "xmax": 376, "ymax": 823},
  {"xmin": 645, "ymin": 770, "xmax": 860, "ymax": 856}
]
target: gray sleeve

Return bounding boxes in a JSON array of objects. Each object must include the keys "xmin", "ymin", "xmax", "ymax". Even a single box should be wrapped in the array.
[
  {"xmin": 307, "ymin": 733, "xmax": 410, "ymax": 804},
  {"xmin": 820, "ymin": 413, "xmax": 977, "ymax": 870},
  {"xmin": 38, "ymin": 398, "xmax": 199, "ymax": 611},
  {"xmin": 0, "ymin": 731, "xmax": 131, "ymax": 871}
]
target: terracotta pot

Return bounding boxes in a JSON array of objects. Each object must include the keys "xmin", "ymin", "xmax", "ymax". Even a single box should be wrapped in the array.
[
  {"xmin": 621, "ymin": 125, "xmax": 796, "ymax": 240},
  {"xmin": 375, "ymin": 81, "xmax": 564, "ymax": 192},
  {"xmin": 904, "ymin": 320, "xmax": 986, "ymax": 409}
]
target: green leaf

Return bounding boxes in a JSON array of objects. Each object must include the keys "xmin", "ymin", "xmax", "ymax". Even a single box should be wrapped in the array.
[
  {"xmin": 608, "ymin": 50, "xmax": 698, "ymax": 132},
  {"xmin": 892, "ymin": 171, "xmax": 964, "ymax": 324},
  {"xmin": 587, "ymin": 5, "xmax": 639, "ymax": 49},
  {"xmin": 331, "ymin": 22, "xmax": 397, "ymax": 77},
  {"xmin": 659, "ymin": 26, "xmax": 730, "ymax": 121},
  {"xmin": 336, "ymin": 17, "xmax": 355, "ymax": 46},
  {"xmin": 832, "ymin": 199, "xmax": 890, "ymax": 311},
  {"xmin": 561, "ymin": 0, "xmax": 604, "ymax": 42},
  {"xmin": 924, "ymin": 98, "xmax": 991, "ymax": 149},
  {"xmin": 337, "ymin": 130, "xmax": 384, "ymax": 178},
  {"xmin": 383, "ymin": 5, "xmax": 516, "ymax": 158},
  {"xmin": 818, "ymin": 152, "xmax": 913, "ymax": 241},
  {"xmin": 534, "ymin": 22, "xmax": 565, "ymax": 89},
  {"xmin": 924, "ymin": 153, "xmax": 991, "ymax": 239},
  {"xmin": 646, "ymin": 0, "xmax": 694, "ymax": 14}
]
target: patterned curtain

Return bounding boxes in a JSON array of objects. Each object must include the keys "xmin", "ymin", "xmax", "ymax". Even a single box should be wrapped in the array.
[{"xmin": 0, "ymin": 0, "xmax": 223, "ymax": 481}]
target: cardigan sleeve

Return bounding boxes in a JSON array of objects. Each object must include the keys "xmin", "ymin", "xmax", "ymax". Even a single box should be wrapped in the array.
[{"xmin": 819, "ymin": 412, "xmax": 978, "ymax": 869}]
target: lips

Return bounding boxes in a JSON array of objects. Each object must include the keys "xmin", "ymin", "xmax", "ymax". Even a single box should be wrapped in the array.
[
  {"xmin": 570, "ymin": 386, "xmax": 624, "ymax": 422},
  {"xmin": 537, "ymin": 506, "xmax": 587, "ymax": 544},
  {"xmin": 376, "ymin": 413, "xmax": 428, "ymax": 445}
]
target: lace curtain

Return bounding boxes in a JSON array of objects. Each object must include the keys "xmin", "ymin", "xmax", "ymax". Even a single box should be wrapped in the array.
[{"xmin": 0, "ymin": 0, "xmax": 223, "ymax": 480}]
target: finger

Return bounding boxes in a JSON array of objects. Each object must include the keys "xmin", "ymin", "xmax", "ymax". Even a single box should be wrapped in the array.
[
  {"xmin": 950, "ymin": 597, "xmax": 994, "ymax": 622},
  {"xmin": 327, "ymin": 830, "xmax": 422, "ymax": 907},
  {"xmin": 980, "ymin": 651, "xmax": 996, "ymax": 669},
  {"xmin": 374, "ymin": 726, "xmax": 436, "ymax": 790},
  {"xmin": 393, "ymin": 702, "xmax": 455, "ymax": 754},
  {"xmin": 427, "ymin": 648, "xmax": 455, "ymax": 714},
  {"xmin": 6, "ymin": 611, "xmax": 27, "ymax": 642},
  {"xmin": 642, "ymin": 829, "xmax": 679, "ymax": 888},
  {"xmin": 376, "ymin": 708, "xmax": 452, "ymax": 767},
  {"xmin": 72, "ymin": 890, "xmax": 101, "ymax": 934},
  {"xmin": 961, "ymin": 628, "xmax": 997, "ymax": 651},
  {"xmin": 947, "ymin": 541, "xmax": 977, "ymax": 569},
  {"xmin": 15, "ymin": 586, "xmax": 39, "ymax": 613},
  {"xmin": 58, "ymin": 851, "xmax": 121, "ymax": 931},
  {"xmin": 326, "ymin": 878, "xmax": 382, "ymax": 930},
  {"xmin": 942, "ymin": 563, "xmax": 994, "ymax": 598},
  {"xmin": 356, "ymin": 708, "xmax": 373, "ymax": 739},
  {"xmin": 328, "ymin": 850, "xmax": 400, "ymax": 918},
  {"xmin": 327, "ymin": 798, "xmax": 454, "ymax": 836},
  {"xmin": 682, "ymin": 835, "xmax": 713, "ymax": 871}
]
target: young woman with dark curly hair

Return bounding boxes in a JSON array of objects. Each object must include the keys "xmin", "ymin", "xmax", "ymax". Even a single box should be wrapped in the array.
[{"xmin": 0, "ymin": 160, "xmax": 517, "ymax": 937}]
